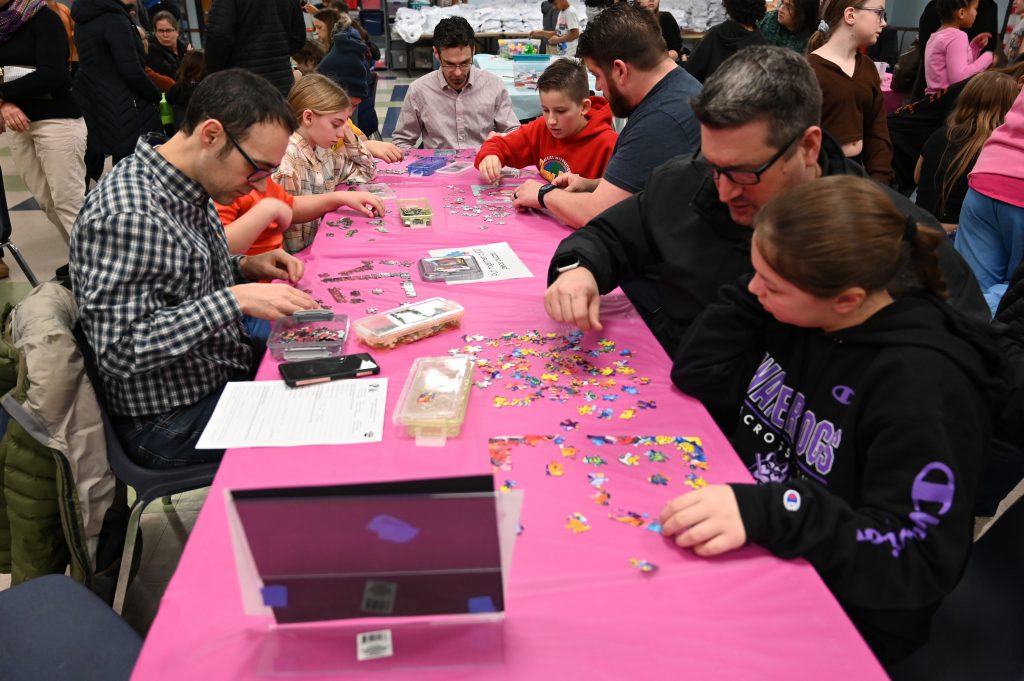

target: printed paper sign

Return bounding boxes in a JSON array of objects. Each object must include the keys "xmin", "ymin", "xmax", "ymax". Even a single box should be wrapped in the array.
[{"xmin": 427, "ymin": 242, "xmax": 533, "ymax": 285}]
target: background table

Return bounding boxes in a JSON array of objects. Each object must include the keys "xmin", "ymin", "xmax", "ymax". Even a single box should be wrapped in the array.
[
  {"xmin": 130, "ymin": 151, "xmax": 887, "ymax": 680},
  {"xmin": 881, "ymin": 72, "xmax": 905, "ymax": 114},
  {"xmin": 473, "ymin": 54, "xmax": 598, "ymax": 121}
]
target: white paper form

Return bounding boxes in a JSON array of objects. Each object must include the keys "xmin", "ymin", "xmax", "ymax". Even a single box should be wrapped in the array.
[
  {"xmin": 196, "ymin": 378, "xmax": 387, "ymax": 449},
  {"xmin": 427, "ymin": 241, "xmax": 533, "ymax": 285}
]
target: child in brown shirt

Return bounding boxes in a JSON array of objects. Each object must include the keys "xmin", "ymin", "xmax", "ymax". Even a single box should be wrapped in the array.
[{"xmin": 806, "ymin": 0, "xmax": 894, "ymax": 184}]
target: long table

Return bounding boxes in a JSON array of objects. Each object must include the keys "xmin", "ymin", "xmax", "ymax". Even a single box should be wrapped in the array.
[{"xmin": 129, "ymin": 152, "xmax": 887, "ymax": 680}]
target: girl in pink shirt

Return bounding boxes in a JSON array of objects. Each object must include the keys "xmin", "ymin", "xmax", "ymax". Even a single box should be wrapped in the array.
[
  {"xmin": 955, "ymin": 87, "xmax": 1024, "ymax": 314},
  {"xmin": 924, "ymin": 0, "xmax": 994, "ymax": 92}
]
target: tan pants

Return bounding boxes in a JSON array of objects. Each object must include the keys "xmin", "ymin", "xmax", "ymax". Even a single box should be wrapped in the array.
[{"xmin": 6, "ymin": 117, "xmax": 87, "ymax": 243}]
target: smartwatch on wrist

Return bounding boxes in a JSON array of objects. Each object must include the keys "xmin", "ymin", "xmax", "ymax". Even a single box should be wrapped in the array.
[
  {"xmin": 537, "ymin": 183, "xmax": 557, "ymax": 209},
  {"xmin": 554, "ymin": 258, "xmax": 581, "ymax": 274}
]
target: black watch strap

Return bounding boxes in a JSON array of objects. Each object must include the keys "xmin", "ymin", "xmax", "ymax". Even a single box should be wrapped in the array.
[{"xmin": 537, "ymin": 183, "xmax": 557, "ymax": 209}]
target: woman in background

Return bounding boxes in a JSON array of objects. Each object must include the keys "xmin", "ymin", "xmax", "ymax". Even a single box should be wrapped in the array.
[
  {"xmin": 758, "ymin": 0, "xmax": 818, "ymax": 52},
  {"xmin": 146, "ymin": 10, "xmax": 188, "ymax": 79},
  {"xmin": 0, "ymin": 0, "xmax": 87, "ymax": 262},
  {"xmin": 73, "ymin": 0, "xmax": 161, "ymax": 178}
]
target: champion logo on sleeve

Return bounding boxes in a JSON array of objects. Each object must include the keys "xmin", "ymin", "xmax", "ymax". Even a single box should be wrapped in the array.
[{"xmin": 783, "ymin": 489, "xmax": 801, "ymax": 511}]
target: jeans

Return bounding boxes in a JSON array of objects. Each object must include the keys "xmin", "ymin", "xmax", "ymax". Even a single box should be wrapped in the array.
[
  {"xmin": 955, "ymin": 188, "xmax": 1024, "ymax": 316},
  {"xmin": 111, "ymin": 334, "xmax": 266, "ymax": 469},
  {"xmin": 114, "ymin": 388, "xmax": 226, "ymax": 468},
  {"xmin": 243, "ymin": 315, "xmax": 271, "ymax": 340}
]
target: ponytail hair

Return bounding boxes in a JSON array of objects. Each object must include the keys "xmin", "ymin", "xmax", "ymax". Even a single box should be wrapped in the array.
[
  {"xmin": 903, "ymin": 217, "xmax": 950, "ymax": 301},
  {"xmin": 753, "ymin": 176, "xmax": 949, "ymax": 300},
  {"xmin": 807, "ymin": 0, "xmax": 869, "ymax": 52}
]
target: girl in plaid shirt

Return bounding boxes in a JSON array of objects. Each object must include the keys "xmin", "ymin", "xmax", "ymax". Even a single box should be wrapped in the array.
[{"xmin": 273, "ymin": 73, "xmax": 377, "ymax": 252}]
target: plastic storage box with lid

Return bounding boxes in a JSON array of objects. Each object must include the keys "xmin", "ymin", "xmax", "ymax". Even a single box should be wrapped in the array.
[
  {"xmin": 353, "ymin": 297, "xmax": 464, "ymax": 349},
  {"xmin": 394, "ymin": 355, "xmax": 474, "ymax": 446},
  {"xmin": 513, "ymin": 54, "xmax": 550, "ymax": 89},
  {"xmin": 498, "ymin": 38, "xmax": 540, "ymax": 57},
  {"xmin": 267, "ymin": 309, "xmax": 350, "ymax": 361},
  {"xmin": 397, "ymin": 197, "xmax": 432, "ymax": 227},
  {"xmin": 407, "ymin": 156, "xmax": 449, "ymax": 177},
  {"xmin": 418, "ymin": 254, "xmax": 484, "ymax": 282}
]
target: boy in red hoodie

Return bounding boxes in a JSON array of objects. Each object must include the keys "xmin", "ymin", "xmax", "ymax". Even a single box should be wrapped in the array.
[{"xmin": 475, "ymin": 58, "xmax": 617, "ymax": 183}]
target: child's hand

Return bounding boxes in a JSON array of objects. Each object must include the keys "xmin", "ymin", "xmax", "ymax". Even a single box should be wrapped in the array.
[
  {"xmin": 254, "ymin": 197, "xmax": 293, "ymax": 233},
  {"xmin": 334, "ymin": 190, "xmax": 386, "ymax": 218},
  {"xmin": 365, "ymin": 140, "xmax": 405, "ymax": 163},
  {"xmin": 971, "ymin": 32, "xmax": 991, "ymax": 49},
  {"xmin": 479, "ymin": 155, "xmax": 503, "ymax": 184},
  {"xmin": 659, "ymin": 485, "xmax": 747, "ymax": 557}
]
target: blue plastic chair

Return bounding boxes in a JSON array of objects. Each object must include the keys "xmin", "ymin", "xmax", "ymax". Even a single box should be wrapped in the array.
[{"xmin": 0, "ymin": 574, "xmax": 142, "ymax": 680}]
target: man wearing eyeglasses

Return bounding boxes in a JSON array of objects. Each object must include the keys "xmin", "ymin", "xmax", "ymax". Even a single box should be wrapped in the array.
[
  {"xmin": 70, "ymin": 69, "xmax": 319, "ymax": 468},
  {"xmin": 392, "ymin": 16, "xmax": 519, "ymax": 150},
  {"xmin": 543, "ymin": 46, "xmax": 988, "ymax": 355}
]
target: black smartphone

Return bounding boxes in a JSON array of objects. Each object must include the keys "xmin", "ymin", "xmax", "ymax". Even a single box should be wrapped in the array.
[{"xmin": 279, "ymin": 353, "xmax": 380, "ymax": 387}]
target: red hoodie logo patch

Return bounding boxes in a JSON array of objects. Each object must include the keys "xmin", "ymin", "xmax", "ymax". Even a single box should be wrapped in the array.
[{"xmin": 540, "ymin": 156, "xmax": 571, "ymax": 182}]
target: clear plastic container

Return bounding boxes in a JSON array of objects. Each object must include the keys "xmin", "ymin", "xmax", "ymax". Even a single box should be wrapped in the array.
[
  {"xmin": 358, "ymin": 183, "xmax": 397, "ymax": 200},
  {"xmin": 393, "ymin": 355, "xmax": 474, "ymax": 446},
  {"xmin": 267, "ymin": 310, "xmax": 350, "ymax": 361},
  {"xmin": 407, "ymin": 157, "xmax": 449, "ymax": 177},
  {"xmin": 513, "ymin": 55, "xmax": 549, "ymax": 89},
  {"xmin": 498, "ymin": 38, "xmax": 540, "ymax": 58},
  {"xmin": 435, "ymin": 160, "xmax": 473, "ymax": 175},
  {"xmin": 353, "ymin": 297, "xmax": 464, "ymax": 349},
  {"xmin": 397, "ymin": 197, "xmax": 432, "ymax": 228},
  {"xmin": 418, "ymin": 255, "xmax": 484, "ymax": 282}
]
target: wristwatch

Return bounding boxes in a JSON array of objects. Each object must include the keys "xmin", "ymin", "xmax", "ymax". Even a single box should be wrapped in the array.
[
  {"xmin": 537, "ymin": 183, "xmax": 558, "ymax": 209},
  {"xmin": 554, "ymin": 258, "xmax": 581, "ymax": 274}
]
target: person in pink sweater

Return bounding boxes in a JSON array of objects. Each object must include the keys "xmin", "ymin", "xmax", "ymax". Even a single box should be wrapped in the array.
[
  {"xmin": 954, "ymin": 87, "xmax": 1024, "ymax": 314},
  {"xmin": 924, "ymin": 0, "xmax": 994, "ymax": 92}
]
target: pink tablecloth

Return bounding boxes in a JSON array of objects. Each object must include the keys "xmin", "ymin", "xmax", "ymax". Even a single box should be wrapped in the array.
[{"xmin": 130, "ymin": 153, "xmax": 887, "ymax": 680}]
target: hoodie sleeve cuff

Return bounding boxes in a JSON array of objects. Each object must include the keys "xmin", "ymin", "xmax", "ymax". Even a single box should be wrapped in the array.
[{"xmin": 729, "ymin": 483, "xmax": 771, "ymax": 545}]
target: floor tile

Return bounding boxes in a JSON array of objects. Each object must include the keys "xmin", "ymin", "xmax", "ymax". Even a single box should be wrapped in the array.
[{"xmin": 173, "ymin": 487, "xmax": 209, "ymax": 512}]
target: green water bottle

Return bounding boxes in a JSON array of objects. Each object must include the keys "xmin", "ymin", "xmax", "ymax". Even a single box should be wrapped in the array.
[{"xmin": 159, "ymin": 93, "xmax": 173, "ymax": 128}]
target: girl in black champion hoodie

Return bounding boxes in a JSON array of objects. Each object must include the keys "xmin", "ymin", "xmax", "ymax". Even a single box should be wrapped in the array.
[{"xmin": 662, "ymin": 176, "xmax": 1011, "ymax": 665}]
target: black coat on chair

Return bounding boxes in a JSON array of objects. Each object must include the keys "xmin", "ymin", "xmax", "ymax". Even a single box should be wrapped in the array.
[{"xmin": 71, "ymin": 0, "xmax": 162, "ymax": 159}]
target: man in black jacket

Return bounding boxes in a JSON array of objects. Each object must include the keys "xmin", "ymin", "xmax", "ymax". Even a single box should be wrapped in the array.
[
  {"xmin": 544, "ymin": 46, "xmax": 989, "ymax": 356},
  {"xmin": 204, "ymin": 0, "xmax": 306, "ymax": 98}
]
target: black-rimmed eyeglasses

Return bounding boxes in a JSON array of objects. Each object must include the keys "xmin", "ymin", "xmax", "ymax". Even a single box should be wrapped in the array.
[
  {"xmin": 690, "ymin": 132, "xmax": 803, "ymax": 186},
  {"xmin": 225, "ymin": 129, "xmax": 276, "ymax": 183}
]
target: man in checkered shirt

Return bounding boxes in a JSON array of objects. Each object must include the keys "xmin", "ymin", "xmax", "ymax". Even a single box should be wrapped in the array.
[{"xmin": 71, "ymin": 69, "xmax": 318, "ymax": 468}]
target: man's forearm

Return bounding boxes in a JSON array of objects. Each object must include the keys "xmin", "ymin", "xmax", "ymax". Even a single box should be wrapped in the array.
[{"xmin": 544, "ymin": 189, "xmax": 598, "ymax": 229}]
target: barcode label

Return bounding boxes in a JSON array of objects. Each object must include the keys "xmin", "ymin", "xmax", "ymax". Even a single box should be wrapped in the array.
[
  {"xmin": 361, "ymin": 580, "xmax": 397, "ymax": 614},
  {"xmin": 356, "ymin": 629, "xmax": 394, "ymax": 661}
]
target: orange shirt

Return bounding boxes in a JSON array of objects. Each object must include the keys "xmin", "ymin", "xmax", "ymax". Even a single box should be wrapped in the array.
[
  {"xmin": 215, "ymin": 178, "xmax": 296, "ymax": 255},
  {"xmin": 146, "ymin": 66, "xmax": 175, "ymax": 92},
  {"xmin": 50, "ymin": 1, "xmax": 78, "ymax": 63}
]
